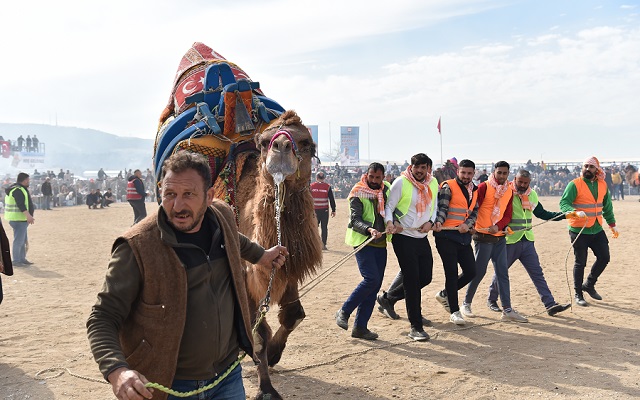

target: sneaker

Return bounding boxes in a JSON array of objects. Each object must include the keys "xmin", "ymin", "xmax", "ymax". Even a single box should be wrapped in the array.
[
  {"xmin": 582, "ymin": 284, "xmax": 602, "ymax": 301},
  {"xmin": 21, "ymin": 260, "xmax": 34, "ymax": 265},
  {"xmin": 547, "ymin": 303, "xmax": 571, "ymax": 316},
  {"xmin": 575, "ymin": 293, "xmax": 588, "ymax": 307},
  {"xmin": 461, "ymin": 303, "xmax": 475, "ymax": 318},
  {"xmin": 408, "ymin": 328, "xmax": 430, "ymax": 341},
  {"xmin": 351, "ymin": 327, "xmax": 378, "ymax": 340},
  {"xmin": 435, "ymin": 291, "xmax": 450, "ymax": 313},
  {"xmin": 487, "ymin": 300, "xmax": 502, "ymax": 312},
  {"xmin": 322, "ymin": 245, "xmax": 328, "ymax": 251},
  {"xmin": 376, "ymin": 293, "xmax": 399, "ymax": 320},
  {"xmin": 335, "ymin": 309, "xmax": 349, "ymax": 330},
  {"xmin": 501, "ymin": 309, "xmax": 528, "ymax": 323},
  {"xmin": 450, "ymin": 311, "xmax": 466, "ymax": 326}
]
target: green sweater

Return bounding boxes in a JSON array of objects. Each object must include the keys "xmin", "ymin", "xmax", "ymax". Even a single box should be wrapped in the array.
[{"xmin": 559, "ymin": 178, "xmax": 616, "ymax": 234}]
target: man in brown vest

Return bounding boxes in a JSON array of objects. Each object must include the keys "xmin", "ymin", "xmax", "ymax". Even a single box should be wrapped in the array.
[{"xmin": 87, "ymin": 152, "xmax": 288, "ymax": 400}]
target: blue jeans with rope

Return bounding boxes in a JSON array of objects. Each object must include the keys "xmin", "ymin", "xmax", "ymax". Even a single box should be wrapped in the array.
[{"xmin": 168, "ymin": 364, "xmax": 244, "ymax": 400}]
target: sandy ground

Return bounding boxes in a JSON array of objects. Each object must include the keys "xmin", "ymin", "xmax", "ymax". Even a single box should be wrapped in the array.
[{"xmin": 0, "ymin": 196, "xmax": 639, "ymax": 399}]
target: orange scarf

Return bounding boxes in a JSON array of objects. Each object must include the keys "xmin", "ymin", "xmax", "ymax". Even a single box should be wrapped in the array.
[
  {"xmin": 488, "ymin": 174, "xmax": 509, "ymax": 225},
  {"xmin": 401, "ymin": 166, "xmax": 432, "ymax": 218},
  {"xmin": 509, "ymin": 180, "xmax": 534, "ymax": 211},
  {"xmin": 348, "ymin": 174, "xmax": 385, "ymax": 216}
]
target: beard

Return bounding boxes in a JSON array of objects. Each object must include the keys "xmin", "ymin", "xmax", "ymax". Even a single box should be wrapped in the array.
[
  {"xmin": 169, "ymin": 202, "xmax": 208, "ymax": 233},
  {"xmin": 368, "ymin": 182, "xmax": 382, "ymax": 190},
  {"xmin": 583, "ymin": 170, "xmax": 594, "ymax": 180}
]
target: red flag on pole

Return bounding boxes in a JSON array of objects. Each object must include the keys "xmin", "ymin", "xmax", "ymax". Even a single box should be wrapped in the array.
[{"xmin": 437, "ymin": 117, "xmax": 441, "ymax": 134}]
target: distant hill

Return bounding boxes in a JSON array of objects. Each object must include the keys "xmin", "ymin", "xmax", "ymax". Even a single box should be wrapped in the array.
[{"xmin": 0, "ymin": 123, "xmax": 154, "ymax": 176}]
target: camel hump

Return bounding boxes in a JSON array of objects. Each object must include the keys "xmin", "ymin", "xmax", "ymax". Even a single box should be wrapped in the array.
[{"xmin": 153, "ymin": 43, "xmax": 288, "ymax": 203}]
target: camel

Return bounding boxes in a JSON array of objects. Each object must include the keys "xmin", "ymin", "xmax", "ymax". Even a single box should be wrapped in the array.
[
  {"xmin": 237, "ymin": 110, "xmax": 323, "ymax": 399},
  {"xmin": 623, "ymin": 164, "xmax": 640, "ymax": 201},
  {"xmin": 154, "ymin": 43, "xmax": 323, "ymax": 399}
]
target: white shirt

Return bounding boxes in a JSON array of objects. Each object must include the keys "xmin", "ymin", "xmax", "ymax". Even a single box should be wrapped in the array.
[{"xmin": 385, "ymin": 176, "xmax": 438, "ymax": 238}]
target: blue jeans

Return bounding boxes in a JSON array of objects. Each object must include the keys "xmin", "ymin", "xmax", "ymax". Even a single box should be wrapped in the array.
[
  {"xmin": 168, "ymin": 364, "xmax": 245, "ymax": 400},
  {"xmin": 341, "ymin": 245, "xmax": 387, "ymax": 329},
  {"xmin": 488, "ymin": 240, "xmax": 556, "ymax": 309},
  {"xmin": 464, "ymin": 237, "xmax": 512, "ymax": 310},
  {"xmin": 9, "ymin": 221, "xmax": 28, "ymax": 263}
]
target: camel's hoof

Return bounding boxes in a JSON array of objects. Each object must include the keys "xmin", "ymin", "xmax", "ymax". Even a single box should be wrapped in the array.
[{"xmin": 255, "ymin": 390, "xmax": 283, "ymax": 400}]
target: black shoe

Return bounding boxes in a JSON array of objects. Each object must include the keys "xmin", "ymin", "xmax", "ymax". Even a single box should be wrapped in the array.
[
  {"xmin": 408, "ymin": 328, "xmax": 430, "ymax": 341},
  {"xmin": 322, "ymin": 245, "xmax": 328, "ymax": 251},
  {"xmin": 335, "ymin": 309, "xmax": 349, "ymax": 330},
  {"xmin": 487, "ymin": 300, "xmax": 502, "ymax": 312},
  {"xmin": 582, "ymin": 284, "xmax": 602, "ymax": 301},
  {"xmin": 421, "ymin": 316, "xmax": 432, "ymax": 327},
  {"xmin": 575, "ymin": 293, "xmax": 588, "ymax": 307},
  {"xmin": 376, "ymin": 293, "xmax": 399, "ymax": 320},
  {"xmin": 21, "ymin": 260, "xmax": 34, "ymax": 265},
  {"xmin": 351, "ymin": 327, "xmax": 378, "ymax": 340},
  {"xmin": 547, "ymin": 303, "xmax": 571, "ymax": 316}
]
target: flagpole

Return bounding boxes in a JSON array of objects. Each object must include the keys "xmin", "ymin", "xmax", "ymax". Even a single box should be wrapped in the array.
[{"xmin": 438, "ymin": 116, "xmax": 443, "ymax": 165}]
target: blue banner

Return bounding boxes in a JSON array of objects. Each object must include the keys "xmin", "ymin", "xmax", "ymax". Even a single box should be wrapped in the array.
[{"xmin": 340, "ymin": 126, "xmax": 359, "ymax": 166}]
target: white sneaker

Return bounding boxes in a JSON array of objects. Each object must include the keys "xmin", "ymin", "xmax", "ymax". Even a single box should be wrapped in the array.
[
  {"xmin": 450, "ymin": 311, "xmax": 466, "ymax": 326},
  {"xmin": 435, "ymin": 291, "xmax": 451, "ymax": 313},
  {"xmin": 501, "ymin": 309, "xmax": 528, "ymax": 323},
  {"xmin": 461, "ymin": 303, "xmax": 475, "ymax": 318}
]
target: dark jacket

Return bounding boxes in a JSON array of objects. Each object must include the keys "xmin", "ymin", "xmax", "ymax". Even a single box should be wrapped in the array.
[
  {"xmin": 41, "ymin": 181, "xmax": 53, "ymax": 196},
  {"xmin": 0, "ymin": 221, "xmax": 12, "ymax": 277}
]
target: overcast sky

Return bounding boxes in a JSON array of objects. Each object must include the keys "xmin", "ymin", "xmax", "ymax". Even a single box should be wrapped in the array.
[{"xmin": 1, "ymin": 0, "xmax": 638, "ymax": 164}]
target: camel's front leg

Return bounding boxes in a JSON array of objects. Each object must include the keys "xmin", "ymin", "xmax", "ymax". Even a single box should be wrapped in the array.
[
  {"xmin": 252, "ymin": 315, "xmax": 283, "ymax": 400},
  {"xmin": 267, "ymin": 285, "xmax": 305, "ymax": 367}
]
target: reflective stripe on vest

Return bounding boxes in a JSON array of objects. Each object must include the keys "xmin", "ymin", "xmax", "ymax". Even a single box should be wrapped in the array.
[
  {"xmin": 475, "ymin": 183, "xmax": 513, "ymax": 236},
  {"xmin": 393, "ymin": 176, "xmax": 438, "ymax": 220},
  {"xmin": 507, "ymin": 190, "xmax": 538, "ymax": 244},
  {"xmin": 569, "ymin": 178, "xmax": 605, "ymax": 228},
  {"xmin": 4, "ymin": 186, "xmax": 29, "ymax": 221},
  {"xmin": 126, "ymin": 180, "xmax": 143, "ymax": 200},
  {"xmin": 310, "ymin": 181, "xmax": 330, "ymax": 209},
  {"xmin": 441, "ymin": 179, "xmax": 477, "ymax": 228}
]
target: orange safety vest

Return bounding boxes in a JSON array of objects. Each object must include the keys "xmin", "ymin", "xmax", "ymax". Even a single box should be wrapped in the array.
[
  {"xmin": 441, "ymin": 179, "xmax": 477, "ymax": 228},
  {"xmin": 475, "ymin": 183, "xmax": 513, "ymax": 236},
  {"xmin": 569, "ymin": 178, "xmax": 606, "ymax": 228},
  {"xmin": 310, "ymin": 181, "xmax": 330, "ymax": 210},
  {"xmin": 126, "ymin": 179, "xmax": 143, "ymax": 200}
]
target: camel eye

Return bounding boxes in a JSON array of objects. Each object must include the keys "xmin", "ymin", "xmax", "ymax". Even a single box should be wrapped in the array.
[{"xmin": 260, "ymin": 139, "xmax": 270, "ymax": 149}]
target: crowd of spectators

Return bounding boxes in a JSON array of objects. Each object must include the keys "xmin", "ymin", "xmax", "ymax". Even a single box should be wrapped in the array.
[
  {"xmin": 0, "ymin": 167, "xmax": 156, "ymax": 212},
  {"xmin": 313, "ymin": 159, "xmax": 640, "ymax": 199}
]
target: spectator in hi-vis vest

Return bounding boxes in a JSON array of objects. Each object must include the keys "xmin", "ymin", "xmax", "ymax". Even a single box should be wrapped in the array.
[
  {"xmin": 127, "ymin": 169, "xmax": 147, "ymax": 225},
  {"xmin": 310, "ymin": 171, "xmax": 336, "ymax": 250},
  {"xmin": 4, "ymin": 173, "xmax": 35, "ymax": 266}
]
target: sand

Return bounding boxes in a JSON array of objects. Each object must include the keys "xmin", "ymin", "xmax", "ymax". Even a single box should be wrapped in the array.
[{"xmin": 0, "ymin": 196, "xmax": 638, "ymax": 399}]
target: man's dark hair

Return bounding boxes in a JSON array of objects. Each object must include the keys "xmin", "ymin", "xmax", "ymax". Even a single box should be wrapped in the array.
[
  {"xmin": 459, "ymin": 159, "xmax": 475, "ymax": 169},
  {"xmin": 411, "ymin": 153, "xmax": 432, "ymax": 168},
  {"xmin": 317, "ymin": 171, "xmax": 325, "ymax": 180},
  {"xmin": 494, "ymin": 161, "xmax": 510, "ymax": 169},
  {"xmin": 134, "ymin": 169, "xmax": 141, "ymax": 174},
  {"xmin": 17, "ymin": 172, "xmax": 29, "ymax": 183},
  {"xmin": 516, "ymin": 169, "xmax": 531, "ymax": 178},
  {"xmin": 368, "ymin": 162, "xmax": 385, "ymax": 174},
  {"xmin": 161, "ymin": 151, "xmax": 212, "ymax": 191}
]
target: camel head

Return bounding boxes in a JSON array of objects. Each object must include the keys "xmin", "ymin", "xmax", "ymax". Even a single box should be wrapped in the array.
[{"xmin": 256, "ymin": 110, "xmax": 316, "ymax": 185}]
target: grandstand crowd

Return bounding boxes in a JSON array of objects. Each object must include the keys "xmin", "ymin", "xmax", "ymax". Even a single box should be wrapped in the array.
[{"xmin": 314, "ymin": 159, "xmax": 639, "ymax": 199}]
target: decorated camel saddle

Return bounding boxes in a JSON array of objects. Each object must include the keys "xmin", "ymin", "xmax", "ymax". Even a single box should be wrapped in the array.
[{"xmin": 153, "ymin": 42, "xmax": 285, "ymax": 204}]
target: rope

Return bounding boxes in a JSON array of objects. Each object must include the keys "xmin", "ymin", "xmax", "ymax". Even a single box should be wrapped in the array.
[
  {"xmin": 297, "ymin": 237, "xmax": 375, "ymax": 299},
  {"xmin": 145, "ymin": 354, "xmax": 246, "ymax": 397}
]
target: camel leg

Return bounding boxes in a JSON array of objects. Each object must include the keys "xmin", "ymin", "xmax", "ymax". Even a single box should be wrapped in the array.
[
  {"xmin": 268, "ymin": 285, "xmax": 305, "ymax": 367},
  {"xmin": 252, "ymin": 313, "xmax": 283, "ymax": 400}
]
